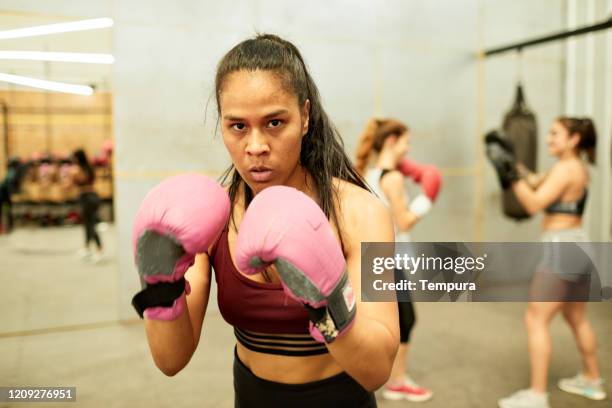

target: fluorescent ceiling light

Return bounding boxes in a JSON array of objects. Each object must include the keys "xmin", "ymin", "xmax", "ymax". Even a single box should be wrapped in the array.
[
  {"xmin": 0, "ymin": 73, "xmax": 93, "ymax": 95},
  {"xmin": 0, "ymin": 51, "xmax": 114, "ymax": 64},
  {"xmin": 0, "ymin": 18, "xmax": 113, "ymax": 40}
]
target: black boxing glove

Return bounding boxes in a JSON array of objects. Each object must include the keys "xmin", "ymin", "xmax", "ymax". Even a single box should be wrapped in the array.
[{"xmin": 485, "ymin": 130, "xmax": 520, "ymax": 189}]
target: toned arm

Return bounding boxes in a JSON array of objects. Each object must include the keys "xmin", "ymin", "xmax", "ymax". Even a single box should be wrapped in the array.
[
  {"xmin": 144, "ymin": 254, "xmax": 211, "ymax": 376},
  {"xmin": 326, "ymin": 185, "xmax": 399, "ymax": 391},
  {"xmin": 380, "ymin": 171, "xmax": 418, "ymax": 232},
  {"xmin": 512, "ymin": 163, "xmax": 569, "ymax": 215}
]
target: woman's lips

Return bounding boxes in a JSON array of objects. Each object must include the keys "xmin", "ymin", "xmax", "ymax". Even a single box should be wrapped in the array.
[{"xmin": 249, "ymin": 168, "xmax": 273, "ymax": 182}]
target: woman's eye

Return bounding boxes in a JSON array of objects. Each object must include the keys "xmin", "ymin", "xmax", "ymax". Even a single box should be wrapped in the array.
[
  {"xmin": 268, "ymin": 119, "xmax": 282, "ymax": 128},
  {"xmin": 232, "ymin": 123, "xmax": 246, "ymax": 131}
]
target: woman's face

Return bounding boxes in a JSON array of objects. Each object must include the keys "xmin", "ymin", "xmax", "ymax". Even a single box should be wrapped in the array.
[
  {"xmin": 382, "ymin": 131, "xmax": 410, "ymax": 161},
  {"xmin": 394, "ymin": 131, "xmax": 410, "ymax": 158},
  {"xmin": 219, "ymin": 69, "xmax": 309, "ymax": 193},
  {"xmin": 547, "ymin": 121, "xmax": 578, "ymax": 158}
]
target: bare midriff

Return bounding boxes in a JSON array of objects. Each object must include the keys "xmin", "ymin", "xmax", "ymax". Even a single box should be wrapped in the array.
[
  {"xmin": 542, "ymin": 213, "xmax": 582, "ymax": 232},
  {"xmin": 236, "ymin": 343, "xmax": 343, "ymax": 383}
]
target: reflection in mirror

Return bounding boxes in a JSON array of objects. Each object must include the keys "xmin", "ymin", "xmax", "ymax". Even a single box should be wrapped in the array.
[{"xmin": 0, "ymin": 12, "xmax": 115, "ymax": 335}]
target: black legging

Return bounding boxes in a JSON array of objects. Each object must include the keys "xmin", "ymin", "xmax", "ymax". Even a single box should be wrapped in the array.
[
  {"xmin": 233, "ymin": 347, "xmax": 376, "ymax": 407},
  {"xmin": 394, "ymin": 268, "xmax": 416, "ymax": 343},
  {"xmin": 398, "ymin": 301, "xmax": 416, "ymax": 344},
  {"xmin": 80, "ymin": 192, "xmax": 101, "ymax": 249},
  {"xmin": 0, "ymin": 182, "xmax": 12, "ymax": 232}
]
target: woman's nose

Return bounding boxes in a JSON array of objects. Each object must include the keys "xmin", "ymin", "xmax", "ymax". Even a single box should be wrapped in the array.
[{"xmin": 245, "ymin": 129, "xmax": 270, "ymax": 156}]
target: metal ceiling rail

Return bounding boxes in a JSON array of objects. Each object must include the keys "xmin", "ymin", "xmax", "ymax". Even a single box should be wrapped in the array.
[{"xmin": 484, "ymin": 15, "xmax": 612, "ymax": 57}]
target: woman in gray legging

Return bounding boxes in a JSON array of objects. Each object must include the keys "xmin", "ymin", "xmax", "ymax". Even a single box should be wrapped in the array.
[{"xmin": 498, "ymin": 117, "xmax": 605, "ymax": 408}]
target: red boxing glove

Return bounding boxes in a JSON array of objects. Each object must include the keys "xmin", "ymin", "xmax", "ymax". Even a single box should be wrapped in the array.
[
  {"xmin": 419, "ymin": 165, "xmax": 442, "ymax": 201},
  {"xmin": 398, "ymin": 158, "xmax": 442, "ymax": 219},
  {"xmin": 397, "ymin": 158, "xmax": 441, "ymax": 201},
  {"xmin": 397, "ymin": 157, "xmax": 424, "ymax": 182}
]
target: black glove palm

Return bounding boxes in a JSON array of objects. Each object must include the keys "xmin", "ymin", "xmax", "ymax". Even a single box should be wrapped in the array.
[{"xmin": 485, "ymin": 130, "xmax": 520, "ymax": 189}]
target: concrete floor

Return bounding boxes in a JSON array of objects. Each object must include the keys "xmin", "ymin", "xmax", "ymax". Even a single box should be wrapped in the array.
[{"xmin": 0, "ymin": 226, "xmax": 610, "ymax": 408}]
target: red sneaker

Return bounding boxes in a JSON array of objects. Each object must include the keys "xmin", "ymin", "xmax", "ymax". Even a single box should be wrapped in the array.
[{"xmin": 382, "ymin": 378, "xmax": 433, "ymax": 402}]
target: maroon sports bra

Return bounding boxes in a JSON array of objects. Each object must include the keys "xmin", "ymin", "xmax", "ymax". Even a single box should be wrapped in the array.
[{"xmin": 210, "ymin": 228, "xmax": 328, "ymax": 356}]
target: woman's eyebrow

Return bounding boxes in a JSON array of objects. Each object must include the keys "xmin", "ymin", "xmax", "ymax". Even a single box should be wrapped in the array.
[
  {"xmin": 263, "ymin": 109, "xmax": 289, "ymax": 119},
  {"xmin": 222, "ymin": 114, "xmax": 243, "ymax": 121},
  {"xmin": 222, "ymin": 109, "xmax": 288, "ymax": 121}
]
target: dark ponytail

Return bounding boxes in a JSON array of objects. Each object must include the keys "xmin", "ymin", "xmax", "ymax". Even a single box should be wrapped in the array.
[
  {"xmin": 73, "ymin": 149, "xmax": 95, "ymax": 184},
  {"xmin": 215, "ymin": 33, "xmax": 369, "ymax": 238},
  {"xmin": 557, "ymin": 116, "xmax": 597, "ymax": 164},
  {"xmin": 578, "ymin": 118, "xmax": 597, "ymax": 164}
]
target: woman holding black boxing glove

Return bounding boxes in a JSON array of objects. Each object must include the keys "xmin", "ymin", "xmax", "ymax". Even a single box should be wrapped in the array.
[{"xmin": 494, "ymin": 117, "xmax": 606, "ymax": 408}]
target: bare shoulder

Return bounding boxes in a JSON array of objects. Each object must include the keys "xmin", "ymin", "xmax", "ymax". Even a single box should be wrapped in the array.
[
  {"xmin": 549, "ymin": 161, "xmax": 572, "ymax": 177},
  {"xmin": 334, "ymin": 178, "xmax": 387, "ymax": 217},
  {"xmin": 378, "ymin": 170, "xmax": 403, "ymax": 189},
  {"xmin": 333, "ymin": 178, "xmax": 394, "ymax": 244}
]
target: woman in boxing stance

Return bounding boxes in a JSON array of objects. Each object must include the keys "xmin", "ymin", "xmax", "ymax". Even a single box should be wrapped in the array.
[
  {"xmin": 355, "ymin": 118, "xmax": 440, "ymax": 403},
  {"xmin": 131, "ymin": 34, "xmax": 399, "ymax": 407},
  {"xmin": 490, "ymin": 117, "xmax": 606, "ymax": 408}
]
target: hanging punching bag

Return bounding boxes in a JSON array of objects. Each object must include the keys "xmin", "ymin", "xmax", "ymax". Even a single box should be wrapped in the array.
[{"xmin": 501, "ymin": 83, "xmax": 537, "ymax": 220}]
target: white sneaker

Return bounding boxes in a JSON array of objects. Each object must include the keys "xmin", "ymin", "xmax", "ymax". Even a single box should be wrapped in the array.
[
  {"xmin": 558, "ymin": 373, "xmax": 606, "ymax": 400},
  {"xmin": 77, "ymin": 248, "xmax": 92, "ymax": 260},
  {"xmin": 89, "ymin": 252, "xmax": 105, "ymax": 264},
  {"xmin": 498, "ymin": 389, "xmax": 550, "ymax": 408}
]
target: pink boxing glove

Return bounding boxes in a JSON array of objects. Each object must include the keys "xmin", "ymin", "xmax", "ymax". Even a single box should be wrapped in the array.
[
  {"xmin": 398, "ymin": 158, "xmax": 442, "ymax": 218},
  {"xmin": 235, "ymin": 186, "xmax": 356, "ymax": 343},
  {"xmin": 132, "ymin": 174, "xmax": 230, "ymax": 320}
]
